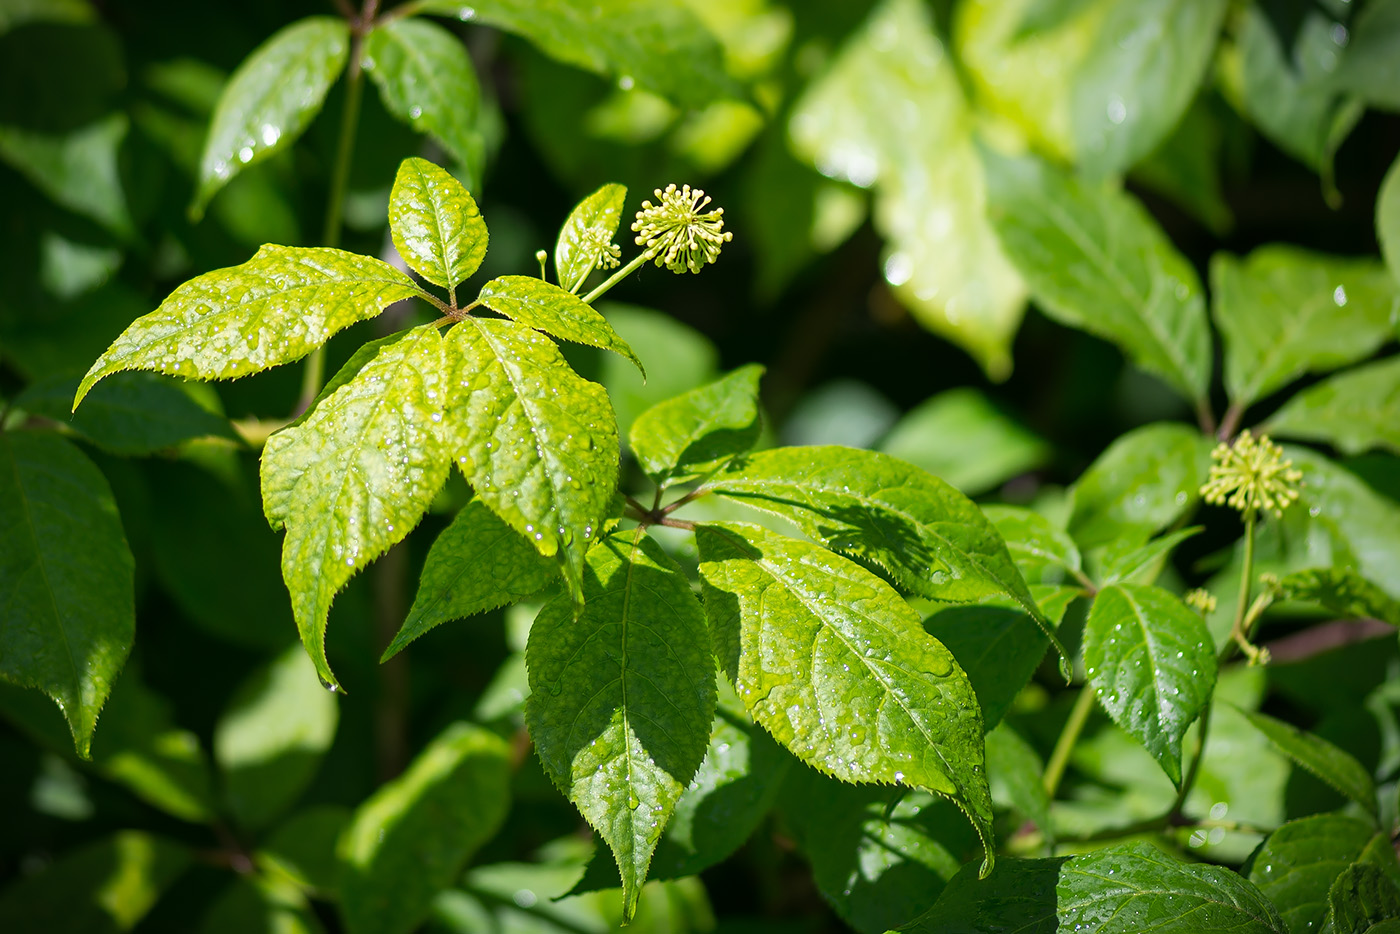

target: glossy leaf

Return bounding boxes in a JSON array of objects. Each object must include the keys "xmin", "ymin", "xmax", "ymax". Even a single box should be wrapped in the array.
[
  {"xmin": 1098, "ymin": 527, "xmax": 1202, "ymax": 586},
  {"xmin": 442, "ymin": 317, "xmax": 619, "ymax": 606},
  {"xmin": 1248, "ymin": 814, "xmax": 1377, "ymax": 934},
  {"xmin": 385, "ymin": 498, "xmax": 556, "ymax": 661},
  {"xmin": 1211, "ymin": 246, "xmax": 1399, "ymax": 407},
  {"xmin": 75, "ymin": 245, "xmax": 424, "ymax": 408},
  {"xmin": 17, "ymin": 372, "xmax": 235, "ymax": 455},
  {"xmin": 338, "ymin": 722, "xmax": 510, "ymax": 934},
  {"xmin": 475, "ymin": 276, "xmax": 643, "ymax": 374},
  {"xmin": 696, "ymin": 521, "xmax": 995, "ymax": 874},
  {"xmin": 1379, "ymin": 151, "xmax": 1400, "ymax": 286},
  {"xmin": 261, "ymin": 325, "xmax": 450, "ymax": 690},
  {"xmin": 983, "ymin": 504, "xmax": 1083, "ymax": 585},
  {"xmin": 707, "ymin": 446, "xmax": 1051, "ymax": 636},
  {"xmin": 1267, "ymin": 356, "xmax": 1400, "ymax": 457},
  {"xmin": 790, "ymin": 0, "xmax": 1027, "ymax": 379},
  {"xmin": 417, "ymin": 0, "xmax": 741, "ymax": 109},
  {"xmin": 782, "ymin": 768, "xmax": 972, "ymax": 933},
  {"xmin": 1071, "ymin": 0, "xmax": 1227, "ymax": 179},
  {"xmin": 388, "ymin": 156, "xmax": 487, "ymax": 293},
  {"xmin": 193, "ymin": 17, "xmax": 349, "ymax": 216},
  {"xmin": 1271, "ymin": 567, "xmax": 1400, "ymax": 626},
  {"xmin": 0, "ymin": 431, "xmax": 133, "ymax": 758},
  {"xmin": 878, "ymin": 389, "xmax": 1049, "ymax": 496},
  {"xmin": 1068, "ymin": 423, "xmax": 1213, "ymax": 549},
  {"xmin": 592, "ymin": 304, "xmax": 718, "ymax": 443},
  {"xmin": 650, "ymin": 678, "xmax": 791, "ymax": 880},
  {"xmin": 555, "ymin": 183, "xmax": 627, "ymax": 293},
  {"xmin": 1327, "ymin": 865, "xmax": 1400, "ymax": 934},
  {"xmin": 629, "ymin": 364, "xmax": 763, "ymax": 486},
  {"xmin": 985, "ymin": 721, "xmax": 1052, "ymax": 838},
  {"xmin": 0, "ymin": 831, "xmax": 189, "ymax": 932},
  {"xmin": 903, "ymin": 854, "xmax": 1065, "ymax": 934},
  {"xmin": 0, "ymin": 113, "xmax": 133, "ymax": 237},
  {"xmin": 526, "ymin": 531, "xmax": 715, "ymax": 920},
  {"xmin": 1084, "ymin": 584, "xmax": 1217, "ymax": 785},
  {"xmin": 213, "ymin": 645, "xmax": 338, "ymax": 828},
  {"xmin": 982, "ymin": 148, "xmax": 1211, "ymax": 402},
  {"xmin": 1285, "ymin": 447, "xmax": 1400, "ymax": 601},
  {"xmin": 1235, "ymin": 706, "xmax": 1378, "ymax": 818},
  {"xmin": 364, "ymin": 18, "xmax": 482, "ymax": 168}
]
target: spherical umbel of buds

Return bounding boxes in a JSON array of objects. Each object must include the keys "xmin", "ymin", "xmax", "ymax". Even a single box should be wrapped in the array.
[
  {"xmin": 1200, "ymin": 431, "xmax": 1304, "ymax": 519},
  {"xmin": 632, "ymin": 184, "xmax": 733, "ymax": 274},
  {"xmin": 581, "ymin": 224, "xmax": 621, "ymax": 270}
]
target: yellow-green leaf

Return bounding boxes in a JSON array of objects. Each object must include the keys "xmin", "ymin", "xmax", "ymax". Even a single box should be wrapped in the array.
[
  {"xmin": 388, "ymin": 156, "xmax": 487, "ymax": 293},
  {"xmin": 555, "ymin": 183, "xmax": 627, "ymax": 293}
]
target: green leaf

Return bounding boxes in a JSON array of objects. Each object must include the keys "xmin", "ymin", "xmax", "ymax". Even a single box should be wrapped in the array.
[
  {"xmin": 1098, "ymin": 527, "xmax": 1202, "ymax": 586},
  {"xmin": 1068, "ymin": 423, "xmax": 1213, "ymax": 549},
  {"xmin": 878, "ymin": 389, "xmax": 1049, "ymax": 496},
  {"xmin": 790, "ymin": 0, "xmax": 1027, "ymax": 379},
  {"xmin": 985, "ymin": 721, "xmax": 1053, "ymax": 839},
  {"xmin": 257, "ymin": 805, "xmax": 349, "ymax": 899},
  {"xmin": 364, "ymin": 18, "xmax": 482, "ymax": 169},
  {"xmin": 707, "ymin": 446, "xmax": 1052, "ymax": 639},
  {"xmin": 441, "ymin": 317, "xmax": 619, "ymax": 606},
  {"xmin": 696, "ymin": 521, "xmax": 995, "ymax": 875},
  {"xmin": 526, "ymin": 531, "xmax": 715, "ymax": 920},
  {"xmin": 982, "ymin": 148, "xmax": 1210, "ymax": 402},
  {"xmin": 1224, "ymin": 4, "xmax": 1361, "ymax": 181},
  {"xmin": 1070, "ymin": 0, "xmax": 1227, "ymax": 179},
  {"xmin": 388, "ymin": 156, "xmax": 488, "ymax": 294},
  {"xmin": 1331, "ymin": 0, "xmax": 1400, "ymax": 112},
  {"xmin": 1271, "ymin": 567, "xmax": 1400, "ymax": 626},
  {"xmin": 650, "ymin": 677, "xmax": 791, "ymax": 880},
  {"xmin": 1267, "ymin": 356, "xmax": 1400, "ymax": 457},
  {"xmin": 902, "ymin": 854, "xmax": 1065, "ymax": 934},
  {"xmin": 18, "ymin": 372, "xmax": 236, "ymax": 455},
  {"xmin": 475, "ymin": 276, "xmax": 643, "ymax": 374},
  {"xmin": 193, "ymin": 17, "xmax": 349, "ymax": 216},
  {"xmin": 0, "ymin": 431, "xmax": 133, "ymax": 757},
  {"xmin": 1084, "ymin": 584, "xmax": 1217, "ymax": 785},
  {"xmin": 1235, "ymin": 706, "xmax": 1378, "ymax": 818},
  {"xmin": 555, "ymin": 183, "xmax": 627, "ymax": 293},
  {"xmin": 385, "ymin": 499, "xmax": 556, "ymax": 661},
  {"xmin": 983, "ymin": 505, "xmax": 1083, "ymax": 585},
  {"xmin": 213, "ymin": 645, "xmax": 339, "ymax": 829},
  {"xmin": 75, "ymin": 245, "xmax": 424, "ymax": 409},
  {"xmin": 1327, "ymin": 865, "xmax": 1400, "ymax": 934},
  {"xmin": 1248, "ymin": 814, "xmax": 1378, "ymax": 934},
  {"xmin": 0, "ymin": 0, "xmax": 94, "ymax": 35},
  {"xmin": 630, "ymin": 364, "xmax": 763, "ymax": 486},
  {"xmin": 1211, "ymin": 246, "xmax": 1399, "ymax": 408},
  {"xmin": 925, "ymin": 585, "xmax": 1077, "ymax": 732},
  {"xmin": 389, "ymin": 501, "xmax": 557, "ymax": 660},
  {"xmin": 0, "ymin": 831, "xmax": 189, "ymax": 932},
  {"xmin": 592, "ymin": 304, "xmax": 718, "ymax": 444},
  {"xmin": 781, "ymin": 768, "xmax": 972, "ymax": 934},
  {"xmin": 1284, "ymin": 447, "xmax": 1400, "ymax": 601},
  {"xmin": 261, "ymin": 325, "xmax": 450, "ymax": 690},
  {"xmin": 1379, "ymin": 151, "xmax": 1400, "ymax": 286},
  {"xmin": 338, "ymin": 722, "xmax": 511, "ymax": 934},
  {"xmin": 0, "ymin": 113, "xmax": 134, "ymax": 237},
  {"xmin": 417, "ymin": 0, "xmax": 742, "ymax": 109},
  {"xmin": 200, "ymin": 875, "xmax": 323, "ymax": 934}
]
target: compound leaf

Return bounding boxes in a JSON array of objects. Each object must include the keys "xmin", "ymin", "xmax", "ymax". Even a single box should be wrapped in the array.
[
  {"xmin": 1084, "ymin": 584, "xmax": 1217, "ymax": 785},
  {"xmin": 384, "ymin": 498, "xmax": 556, "ymax": 661},
  {"xmin": 555, "ymin": 183, "xmax": 627, "ymax": 293},
  {"xmin": 982, "ymin": 148, "xmax": 1210, "ymax": 403},
  {"xmin": 475, "ymin": 276, "xmax": 642, "ymax": 374},
  {"xmin": 0, "ymin": 431, "xmax": 133, "ymax": 758},
  {"xmin": 1235, "ymin": 705, "xmax": 1378, "ymax": 818},
  {"xmin": 696, "ymin": 521, "xmax": 995, "ymax": 876},
  {"xmin": 526, "ymin": 531, "xmax": 715, "ymax": 921},
  {"xmin": 441, "ymin": 316, "xmax": 618, "ymax": 606},
  {"xmin": 74, "ymin": 245, "xmax": 424, "ymax": 409},
  {"xmin": 261, "ymin": 325, "xmax": 450, "ymax": 691},
  {"xmin": 388, "ymin": 156, "xmax": 487, "ymax": 293},
  {"xmin": 338, "ymin": 723, "xmax": 510, "ymax": 934},
  {"xmin": 1211, "ymin": 246, "xmax": 1398, "ymax": 408},
  {"xmin": 630, "ymin": 364, "xmax": 763, "ymax": 486},
  {"xmin": 364, "ymin": 19, "xmax": 482, "ymax": 169},
  {"xmin": 193, "ymin": 17, "xmax": 349, "ymax": 216},
  {"xmin": 1267, "ymin": 355, "xmax": 1400, "ymax": 457}
]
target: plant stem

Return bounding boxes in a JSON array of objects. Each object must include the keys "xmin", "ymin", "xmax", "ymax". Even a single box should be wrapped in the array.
[
  {"xmin": 296, "ymin": 4, "xmax": 372, "ymax": 415},
  {"xmin": 580, "ymin": 252, "xmax": 651, "ymax": 305},
  {"xmin": 1228, "ymin": 511, "xmax": 1267, "ymax": 663},
  {"xmin": 1044, "ymin": 684, "xmax": 1097, "ymax": 798},
  {"xmin": 1217, "ymin": 402, "xmax": 1245, "ymax": 442},
  {"xmin": 1195, "ymin": 397, "xmax": 1217, "ymax": 437},
  {"xmin": 1170, "ymin": 701, "xmax": 1212, "ymax": 814}
]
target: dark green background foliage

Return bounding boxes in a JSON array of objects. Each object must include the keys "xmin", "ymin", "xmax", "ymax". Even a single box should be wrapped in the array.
[{"xmin": 4, "ymin": 0, "xmax": 1400, "ymax": 932}]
